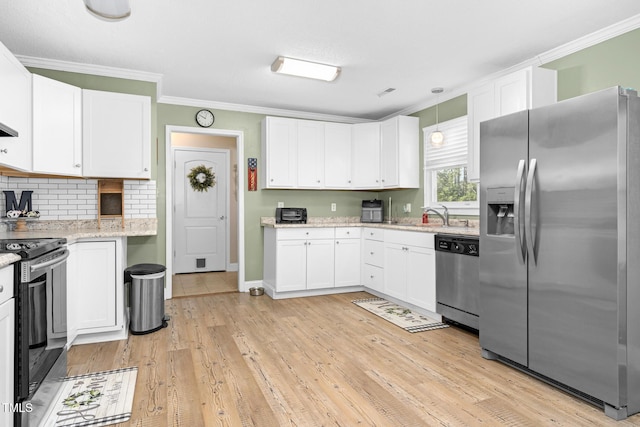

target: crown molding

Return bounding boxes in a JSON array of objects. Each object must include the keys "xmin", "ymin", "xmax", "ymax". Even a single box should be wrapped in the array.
[
  {"xmin": 390, "ymin": 13, "xmax": 640, "ymax": 120},
  {"xmin": 158, "ymin": 95, "xmax": 373, "ymax": 124}
]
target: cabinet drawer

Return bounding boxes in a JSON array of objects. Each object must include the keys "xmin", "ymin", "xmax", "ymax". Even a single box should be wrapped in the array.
[
  {"xmin": 277, "ymin": 228, "xmax": 335, "ymax": 240},
  {"xmin": 363, "ymin": 240, "xmax": 384, "ymax": 267},
  {"xmin": 385, "ymin": 230, "xmax": 434, "ymax": 249},
  {"xmin": 335, "ymin": 227, "xmax": 361, "ymax": 239},
  {"xmin": 363, "ymin": 228, "xmax": 384, "ymax": 241},
  {"xmin": 363, "ymin": 264, "xmax": 383, "ymax": 291},
  {"xmin": 0, "ymin": 265, "xmax": 14, "ymax": 305}
]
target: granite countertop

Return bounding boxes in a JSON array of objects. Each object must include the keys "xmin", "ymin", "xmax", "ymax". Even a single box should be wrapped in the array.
[
  {"xmin": 260, "ymin": 216, "xmax": 479, "ymax": 237},
  {"xmin": 0, "ymin": 218, "xmax": 157, "ymax": 244},
  {"xmin": 0, "ymin": 253, "xmax": 21, "ymax": 268}
]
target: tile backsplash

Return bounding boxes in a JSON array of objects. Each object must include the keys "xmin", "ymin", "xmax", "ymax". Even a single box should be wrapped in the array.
[{"xmin": 0, "ymin": 176, "xmax": 157, "ymax": 220}]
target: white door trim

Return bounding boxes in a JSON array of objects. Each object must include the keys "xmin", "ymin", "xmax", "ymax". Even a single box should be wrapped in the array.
[
  {"xmin": 173, "ymin": 147, "xmax": 230, "ymax": 273},
  {"xmin": 165, "ymin": 125, "xmax": 246, "ymax": 298}
]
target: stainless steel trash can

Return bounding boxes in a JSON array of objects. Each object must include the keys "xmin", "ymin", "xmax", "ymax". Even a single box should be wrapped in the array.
[
  {"xmin": 125, "ymin": 263, "xmax": 168, "ymax": 335},
  {"xmin": 29, "ymin": 279, "xmax": 47, "ymax": 347}
]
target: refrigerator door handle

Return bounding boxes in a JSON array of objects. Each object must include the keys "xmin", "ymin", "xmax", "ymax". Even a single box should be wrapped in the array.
[
  {"xmin": 514, "ymin": 159, "xmax": 527, "ymax": 264},
  {"xmin": 525, "ymin": 158, "xmax": 537, "ymax": 264}
]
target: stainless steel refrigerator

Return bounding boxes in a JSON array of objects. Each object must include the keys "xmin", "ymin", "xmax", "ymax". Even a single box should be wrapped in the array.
[{"xmin": 479, "ymin": 86, "xmax": 640, "ymax": 420}]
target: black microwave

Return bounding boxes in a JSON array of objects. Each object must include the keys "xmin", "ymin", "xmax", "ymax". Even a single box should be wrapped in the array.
[{"xmin": 276, "ymin": 207, "xmax": 307, "ymax": 224}]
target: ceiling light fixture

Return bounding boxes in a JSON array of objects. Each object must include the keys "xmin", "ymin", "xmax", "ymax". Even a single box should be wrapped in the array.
[
  {"xmin": 83, "ymin": 0, "xmax": 131, "ymax": 21},
  {"xmin": 429, "ymin": 87, "xmax": 445, "ymax": 147},
  {"xmin": 271, "ymin": 56, "xmax": 341, "ymax": 82}
]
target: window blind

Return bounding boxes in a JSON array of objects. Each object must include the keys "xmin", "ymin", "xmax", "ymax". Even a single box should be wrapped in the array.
[{"xmin": 423, "ymin": 116, "xmax": 468, "ymax": 170}]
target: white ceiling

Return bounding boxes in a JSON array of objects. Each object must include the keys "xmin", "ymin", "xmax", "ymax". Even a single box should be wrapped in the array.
[{"xmin": 2, "ymin": 0, "xmax": 640, "ymax": 121}]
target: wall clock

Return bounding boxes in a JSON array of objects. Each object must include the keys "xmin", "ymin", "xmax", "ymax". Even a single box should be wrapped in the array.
[{"xmin": 195, "ymin": 109, "xmax": 215, "ymax": 127}]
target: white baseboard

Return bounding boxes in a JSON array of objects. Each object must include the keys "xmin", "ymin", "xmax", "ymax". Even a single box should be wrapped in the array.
[{"xmin": 227, "ymin": 263, "xmax": 238, "ymax": 272}]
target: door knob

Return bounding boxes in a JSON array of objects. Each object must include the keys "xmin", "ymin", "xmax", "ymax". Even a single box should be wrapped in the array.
[{"xmin": 219, "ymin": 215, "xmax": 225, "ymax": 220}]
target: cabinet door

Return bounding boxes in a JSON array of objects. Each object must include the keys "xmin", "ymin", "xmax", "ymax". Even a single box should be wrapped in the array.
[
  {"xmin": 0, "ymin": 42, "xmax": 32, "ymax": 171},
  {"xmin": 384, "ymin": 242, "xmax": 407, "ymax": 300},
  {"xmin": 82, "ymin": 90, "xmax": 151, "ymax": 178},
  {"xmin": 494, "ymin": 69, "xmax": 529, "ymax": 116},
  {"xmin": 380, "ymin": 118, "xmax": 399, "ymax": 188},
  {"xmin": 32, "ymin": 74, "xmax": 82, "ymax": 176},
  {"xmin": 324, "ymin": 123, "xmax": 352, "ymax": 188},
  {"xmin": 74, "ymin": 241, "xmax": 117, "ymax": 330},
  {"xmin": 0, "ymin": 298, "xmax": 14, "ymax": 427},
  {"xmin": 351, "ymin": 122, "xmax": 380, "ymax": 188},
  {"xmin": 405, "ymin": 247, "xmax": 436, "ymax": 312},
  {"xmin": 334, "ymin": 238, "xmax": 360, "ymax": 287},
  {"xmin": 262, "ymin": 117, "xmax": 297, "ymax": 188},
  {"xmin": 276, "ymin": 240, "xmax": 307, "ymax": 291},
  {"xmin": 467, "ymin": 83, "xmax": 495, "ymax": 182},
  {"xmin": 306, "ymin": 239, "xmax": 335, "ymax": 290},
  {"xmin": 297, "ymin": 120, "xmax": 325, "ymax": 188}
]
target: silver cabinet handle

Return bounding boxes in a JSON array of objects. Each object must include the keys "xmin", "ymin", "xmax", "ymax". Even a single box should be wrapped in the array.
[
  {"xmin": 525, "ymin": 158, "xmax": 538, "ymax": 265},
  {"xmin": 0, "ymin": 148, "xmax": 7, "ymax": 154},
  {"xmin": 514, "ymin": 159, "xmax": 526, "ymax": 264},
  {"xmin": 336, "ymin": 241, "xmax": 340, "ymax": 244},
  {"xmin": 0, "ymin": 285, "xmax": 3, "ymax": 293},
  {"xmin": 144, "ymin": 167, "xmax": 149, "ymax": 172},
  {"xmin": 74, "ymin": 163, "xmax": 81, "ymax": 168},
  {"xmin": 219, "ymin": 215, "xmax": 225, "ymax": 220}
]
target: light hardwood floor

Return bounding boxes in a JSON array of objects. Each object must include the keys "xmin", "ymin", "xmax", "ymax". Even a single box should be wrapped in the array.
[
  {"xmin": 67, "ymin": 291, "xmax": 640, "ymax": 426},
  {"xmin": 172, "ymin": 271, "xmax": 238, "ymax": 297}
]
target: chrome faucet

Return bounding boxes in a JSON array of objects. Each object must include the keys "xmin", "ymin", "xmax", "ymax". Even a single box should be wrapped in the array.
[{"xmin": 425, "ymin": 204, "xmax": 449, "ymax": 227}]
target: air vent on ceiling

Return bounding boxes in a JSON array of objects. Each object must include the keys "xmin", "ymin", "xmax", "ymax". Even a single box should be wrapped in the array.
[{"xmin": 377, "ymin": 88, "xmax": 396, "ymax": 98}]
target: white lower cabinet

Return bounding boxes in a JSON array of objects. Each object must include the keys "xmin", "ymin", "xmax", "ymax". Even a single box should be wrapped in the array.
[
  {"xmin": 0, "ymin": 265, "xmax": 14, "ymax": 427},
  {"xmin": 383, "ymin": 230, "xmax": 436, "ymax": 312},
  {"xmin": 362, "ymin": 228, "xmax": 384, "ymax": 293},
  {"xmin": 334, "ymin": 228, "xmax": 361, "ymax": 287},
  {"xmin": 265, "ymin": 228, "xmax": 335, "ymax": 292},
  {"xmin": 67, "ymin": 238, "xmax": 126, "ymax": 345}
]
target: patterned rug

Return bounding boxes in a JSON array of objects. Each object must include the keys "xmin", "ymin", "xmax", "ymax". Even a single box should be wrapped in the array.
[
  {"xmin": 43, "ymin": 367, "xmax": 137, "ymax": 427},
  {"xmin": 352, "ymin": 297, "xmax": 449, "ymax": 333}
]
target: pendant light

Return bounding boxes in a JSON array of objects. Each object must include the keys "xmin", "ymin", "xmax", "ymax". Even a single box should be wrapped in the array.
[{"xmin": 429, "ymin": 87, "xmax": 445, "ymax": 147}]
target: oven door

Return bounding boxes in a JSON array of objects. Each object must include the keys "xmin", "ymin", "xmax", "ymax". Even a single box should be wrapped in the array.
[{"xmin": 15, "ymin": 248, "xmax": 69, "ymax": 402}]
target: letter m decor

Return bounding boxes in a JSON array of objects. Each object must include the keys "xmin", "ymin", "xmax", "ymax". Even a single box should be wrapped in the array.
[{"xmin": 4, "ymin": 190, "xmax": 33, "ymax": 214}]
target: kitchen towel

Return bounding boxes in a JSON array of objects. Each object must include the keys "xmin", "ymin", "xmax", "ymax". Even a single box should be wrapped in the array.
[
  {"xmin": 352, "ymin": 297, "xmax": 449, "ymax": 333},
  {"xmin": 42, "ymin": 366, "xmax": 137, "ymax": 427}
]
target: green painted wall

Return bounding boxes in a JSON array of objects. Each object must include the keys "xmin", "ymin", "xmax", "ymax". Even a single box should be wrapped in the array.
[
  {"xmin": 27, "ymin": 26, "xmax": 640, "ymax": 282},
  {"xmin": 544, "ymin": 28, "xmax": 640, "ymax": 101}
]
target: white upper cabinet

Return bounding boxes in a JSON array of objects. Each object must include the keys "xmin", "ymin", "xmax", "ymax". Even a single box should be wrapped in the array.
[
  {"xmin": 351, "ymin": 122, "xmax": 381, "ymax": 188},
  {"xmin": 32, "ymin": 74, "xmax": 82, "ymax": 176},
  {"xmin": 297, "ymin": 120, "xmax": 325, "ymax": 188},
  {"xmin": 262, "ymin": 115, "xmax": 419, "ymax": 190},
  {"xmin": 324, "ymin": 123, "xmax": 352, "ymax": 188},
  {"xmin": 261, "ymin": 116, "xmax": 297, "ymax": 188},
  {"xmin": 82, "ymin": 89, "xmax": 151, "ymax": 179},
  {"xmin": 380, "ymin": 115, "xmax": 419, "ymax": 189},
  {"xmin": 0, "ymin": 41, "xmax": 32, "ymax": 171},
  {"xmin": 467, "ymin": 66, "xmax": 556, "ymax": 182}
]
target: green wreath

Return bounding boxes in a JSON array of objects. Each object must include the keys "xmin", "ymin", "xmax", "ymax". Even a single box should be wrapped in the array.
[
  {"xmin": 62, "ymin": 389, "xmax": 102, "ymax": 408},
  {"xmin": 188, "ymin": 165, "xmax": 216, "ymax": 192}
]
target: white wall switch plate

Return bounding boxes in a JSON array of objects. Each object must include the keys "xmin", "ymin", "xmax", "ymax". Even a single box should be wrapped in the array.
[
  {"xmin": 331, "ymin": 203, "xmax": 337, "ymax": 212},
  {"xmin": 277, "ymin": 202, "xmax": 284, "ymax": 208},
  {"xmin": 404, "ymin": 203, "xmax": 411, "ymax": 213}
]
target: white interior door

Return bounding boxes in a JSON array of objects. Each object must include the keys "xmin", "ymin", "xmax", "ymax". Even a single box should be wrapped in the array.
[{"xmin": 174, "ymin": 148, "xmax": 228, "ymax": 273}]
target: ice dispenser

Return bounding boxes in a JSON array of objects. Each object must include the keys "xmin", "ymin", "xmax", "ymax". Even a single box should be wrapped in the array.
[{"xmin": 486, "ymin": 187, "xmax": 515, "ymax": 235}]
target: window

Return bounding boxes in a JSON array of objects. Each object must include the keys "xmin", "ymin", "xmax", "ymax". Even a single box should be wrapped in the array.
[{"xmin": 423, "ymin": 116, "xmax": 478, "ymax": 214}]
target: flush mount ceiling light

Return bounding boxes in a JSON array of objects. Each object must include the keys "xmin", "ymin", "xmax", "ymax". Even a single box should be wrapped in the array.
[
  {"xmin": 429, "ymin": 87, "xmax": 445, "ymax": 147},
  {"xmin": 83, "ymin": 0, "xmax": 131, "ymax": 21},
  {"xmin": 271, "ymin": 56, "xmax": 341, "ymax": 82}
]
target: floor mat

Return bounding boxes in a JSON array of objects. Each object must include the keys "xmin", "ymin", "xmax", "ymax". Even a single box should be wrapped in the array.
[
  {"xmin": 43, "ymin": 367, "xmax": 137, "ymax": 427},
  {"xmin": 352, "ymin": 297, "xmax": 449, "ymax": 333}
]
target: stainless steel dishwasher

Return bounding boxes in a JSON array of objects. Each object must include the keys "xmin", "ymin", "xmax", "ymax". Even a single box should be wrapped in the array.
[{"xmin": 435, "ymin": 234, "xmax": 479, "ymax": 330}]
